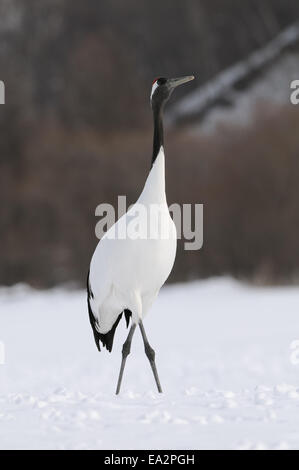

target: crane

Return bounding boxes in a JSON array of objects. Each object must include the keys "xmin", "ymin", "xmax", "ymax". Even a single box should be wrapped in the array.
[{"xmin": 87, "ymin": 75, "xmax": 194, "ymax": 394}]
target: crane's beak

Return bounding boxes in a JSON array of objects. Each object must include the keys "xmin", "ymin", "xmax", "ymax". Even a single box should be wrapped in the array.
[{"xmin": 168, "ymin": 75, "xmax": 195, "ymax": 89}]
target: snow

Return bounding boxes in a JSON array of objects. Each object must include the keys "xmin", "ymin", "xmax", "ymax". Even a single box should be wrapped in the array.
[
  {"xmin": 1, "ymin": 278, "xmax": 299, "ymax": 450},
  {"xmin": 168, "ymin": 22, "xmax": 299, "ymax": 131},
  {"xmin": 190, "ymin": 51, "xmax": 299, "ymax": 134}
]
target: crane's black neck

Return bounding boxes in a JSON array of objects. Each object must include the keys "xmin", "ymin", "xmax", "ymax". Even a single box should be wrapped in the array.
[{"xmin": 152, "ymin": 103, "xmax": 164, "ymax": 167}]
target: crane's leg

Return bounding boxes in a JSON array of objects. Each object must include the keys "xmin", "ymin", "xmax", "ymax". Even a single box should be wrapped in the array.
[
  {"xmin": 116, "ymin": 324, "xmax": 136, "ymax": 395},
  {"xmin": 139, "ymin": 320, "xmax": 162, "ymax": 393}
]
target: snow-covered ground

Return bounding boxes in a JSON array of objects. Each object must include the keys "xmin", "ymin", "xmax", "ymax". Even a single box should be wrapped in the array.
[{"xmin": 1, "ymin": 278, "xmax": 299, "ymax": 450}]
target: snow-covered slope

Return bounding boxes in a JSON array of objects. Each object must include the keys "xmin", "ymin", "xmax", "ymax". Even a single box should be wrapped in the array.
[
  {"xmin": 1, "ymin": 278, "xmax": 299, "ymax": 450},
  {"xmin": 168, "ymin": 22, "xmax": 299, "ymax": 133}
]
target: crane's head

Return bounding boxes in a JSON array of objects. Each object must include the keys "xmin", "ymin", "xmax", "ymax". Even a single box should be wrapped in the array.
[{"xmin": 150, "ymin": 75, "xmax": 194, "ymax": 109}]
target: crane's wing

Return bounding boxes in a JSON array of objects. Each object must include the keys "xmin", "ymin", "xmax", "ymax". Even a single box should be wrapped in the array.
[{"xmin": 87, "ymin": 270, "xmax": 131, "ymax": 352}]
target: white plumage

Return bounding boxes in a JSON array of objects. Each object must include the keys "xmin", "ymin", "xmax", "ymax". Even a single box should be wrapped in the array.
[{"xmin": 89, "ymin": 147, "xmax": 177, "ymax": 332}]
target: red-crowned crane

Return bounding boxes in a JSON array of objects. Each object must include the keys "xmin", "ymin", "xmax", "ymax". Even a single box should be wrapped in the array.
[{"xmin": 87, "ymin": 76, "xmax": 194, "ymax": 394}]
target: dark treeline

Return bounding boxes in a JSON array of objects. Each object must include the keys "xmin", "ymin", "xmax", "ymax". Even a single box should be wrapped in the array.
[{"xmin": 1, "ymin": 0, "xmax": 299, "ymax": 286}]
